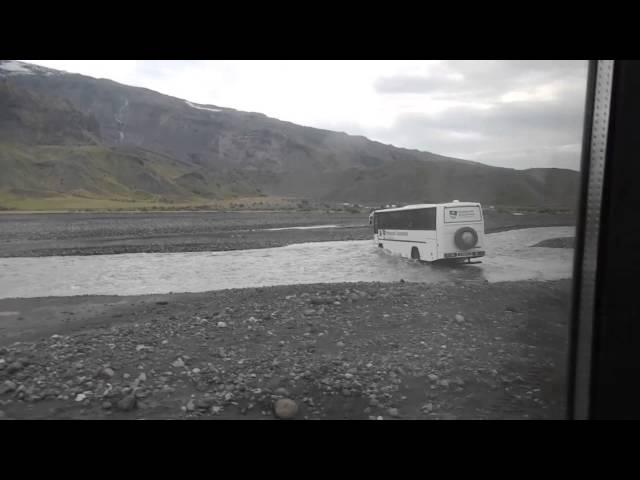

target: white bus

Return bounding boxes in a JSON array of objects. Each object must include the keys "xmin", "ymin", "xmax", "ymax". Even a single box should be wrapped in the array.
[{"xmin": 369, "ymin": 201, "xmax": 486, "ymax": 263}]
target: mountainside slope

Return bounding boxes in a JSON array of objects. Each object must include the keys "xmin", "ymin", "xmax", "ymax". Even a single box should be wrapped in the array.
[{"xmin": 0, "ymin": 60, "xmax": 581, "ymax": 210}]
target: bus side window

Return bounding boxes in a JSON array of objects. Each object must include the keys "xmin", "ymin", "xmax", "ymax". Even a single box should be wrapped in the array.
[
  {"xmin": 407, "ymin": 210, "xmax": 415, "ymax": 230},
  {"xmin": 389, "ymin": 212, "xmax": 399, "ymax": 229},
  {"xmin": 416, "ymin": 208, "xmax": 436, "ymax": 230}
]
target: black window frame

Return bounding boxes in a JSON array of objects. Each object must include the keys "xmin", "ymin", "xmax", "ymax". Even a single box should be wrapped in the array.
[{"xmin": 569, "ymin": 59, "xmax": 640, "ymax": 420}]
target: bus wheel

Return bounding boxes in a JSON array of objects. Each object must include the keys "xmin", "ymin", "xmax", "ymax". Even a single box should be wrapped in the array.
[{"xmin": 411, "ymin": 247, "xmax": 420, "ymax": 260}]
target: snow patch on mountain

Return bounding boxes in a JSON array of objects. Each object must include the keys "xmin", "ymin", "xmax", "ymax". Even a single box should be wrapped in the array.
[{"xmin": 185, "ymin": 100, "xmax": 222, "ymax": 112}]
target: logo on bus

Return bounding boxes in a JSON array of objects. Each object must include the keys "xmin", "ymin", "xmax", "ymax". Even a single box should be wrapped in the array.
[{"xmin": 449, "ymin": 210, "xmax": 458, "ymax": 218}]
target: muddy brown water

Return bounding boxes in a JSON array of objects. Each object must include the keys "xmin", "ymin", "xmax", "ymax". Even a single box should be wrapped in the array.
[{"xmin": 0, "ymin": 227, "xmax": 574, "ymax": 299}]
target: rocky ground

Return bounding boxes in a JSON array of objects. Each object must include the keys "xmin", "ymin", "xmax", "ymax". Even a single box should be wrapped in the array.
[
  {"xmin": 0, "ymin": 279, "xmax": 570, "ymax": 420},
  {"xmin": 0, "ymin": 210, "xmax": 575, "ymax": 257}
]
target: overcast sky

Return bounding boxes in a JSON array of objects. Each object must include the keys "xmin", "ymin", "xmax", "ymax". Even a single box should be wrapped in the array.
[{"xmin": 25, "ymin": 60, "xmax": 588, "ymax": 170}]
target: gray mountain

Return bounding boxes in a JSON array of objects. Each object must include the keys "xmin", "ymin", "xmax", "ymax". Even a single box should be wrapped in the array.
[{"xmin": 0, "ymin": 60, "xmax": 580, "ymax": 209}]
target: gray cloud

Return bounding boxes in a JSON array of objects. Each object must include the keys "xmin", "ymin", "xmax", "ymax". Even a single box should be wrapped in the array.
[
  {"xmin": 398, "ymin": 100, "xmax": 584, "ymax": 137},
  {"xmin": 374, "ymin": 74, "xmax": 460, "ymax": 94},
  {"xmin": 472, "ymin": 144, "xmax": 583, "ymax": 170},
  {"xmin": 356, "ymin": 95, "xmax": 586, "ymax": 170},
  {"xmin": 366, "ymin": 60, "xmax": 589, "ymax": 170},
  {"xmin": 375, "ymin": 60, "xmax": 587, "ymax": 101},
  {"xmin": 133, "ymin": 60, "xmax": 207, "ymax": 79}
]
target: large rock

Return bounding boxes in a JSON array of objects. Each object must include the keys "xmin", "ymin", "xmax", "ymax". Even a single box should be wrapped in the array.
[{"xmin": 274, "ymin": 398, "xmax": 298, "ymax": 419}]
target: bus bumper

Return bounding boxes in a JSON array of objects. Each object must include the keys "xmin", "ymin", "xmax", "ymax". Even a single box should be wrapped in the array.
[{"xmin": 443, "ymin": 250, "xmax": 485, "ymax": 259}]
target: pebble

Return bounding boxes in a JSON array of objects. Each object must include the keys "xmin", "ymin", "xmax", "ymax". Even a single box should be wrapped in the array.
[
  {"xmin": 0, "ymin": 380, "xmax": 17, "ymax": 394},
  {"xmin": 388, "ymin": 408, "xmax": 400, "ymax": 418},
  {"xmin": 195, "ymin": 398, "xmax": 212, "ymax": 410},
  {"xmin": 428, "ymin": 374, "xmax": 439, "ymax": 382},
  {"xmin": 132, "ymin": 373, "xmax": 147, "ymax": 388},
  {"xmin": 336, "ymin": 341, "xmax": 345, "ymax": 348},
  {"xmin": 275, "ymin": 387, "xmax": 290, "ymax": 397},
  {"xmin": 172, "ymin": 358, "xmax": 185, "ymax": 368},
  {"xmin": 7, "ymin": 362, "xmax": 23, "ymax": 374},
  {"xmin": 101, "ymin": 367, "xmax": 115, "ymax": 378},
  {"xmin": 117, "ymin": 394, "xmax": 137, "ymax": 411},
  {"xmin": 455, "ymin": 314, "xmax": 465, "ymax": 323},
  {"xmin": 217, "ymin": 321, "xmax": 228, "ymax": 328},
  {"xmin": 274, "ymin": 398, "xmax": 298, "ymax": 419}
]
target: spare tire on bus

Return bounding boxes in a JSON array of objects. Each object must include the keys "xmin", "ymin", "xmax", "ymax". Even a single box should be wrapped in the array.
[{"xmin": 454, "ymin": 227, "xmax": 478, "ymax": 250}]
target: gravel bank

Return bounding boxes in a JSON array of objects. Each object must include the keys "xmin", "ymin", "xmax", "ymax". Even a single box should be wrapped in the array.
[
  {"xmin": 0, "ymin": 211, "xmax": 575, "ymax": 257},
  {"xmin": 0, "ymin": 279, "xmax": 570, "ymax": 420}
]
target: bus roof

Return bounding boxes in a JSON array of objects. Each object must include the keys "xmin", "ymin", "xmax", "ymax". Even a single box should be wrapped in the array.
[{"xmin": 374, "ymin": 202, "xmax": 482, "ymax": 213}]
